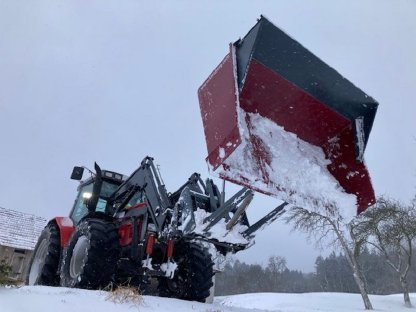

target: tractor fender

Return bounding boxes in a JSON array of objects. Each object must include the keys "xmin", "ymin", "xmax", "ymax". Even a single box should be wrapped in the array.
[{"xmin": 50, "ymin": 217, "xmax": 75, "ymax": 248}]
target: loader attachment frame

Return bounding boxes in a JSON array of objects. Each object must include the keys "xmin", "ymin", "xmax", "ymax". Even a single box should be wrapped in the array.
[{"xmin": 105, "ymin": 156, "xmax": 286, "ymax": 254}]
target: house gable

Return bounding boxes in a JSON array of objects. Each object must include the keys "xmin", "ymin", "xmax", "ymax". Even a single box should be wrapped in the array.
[{"xmin": 0, "ymin": 207, "xmax": 47, "ymax": 251}]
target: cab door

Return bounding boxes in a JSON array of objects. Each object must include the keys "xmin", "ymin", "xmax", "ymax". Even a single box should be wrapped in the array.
[{"xmin": 69, "ymin": 182, "xmax": 94, "ymax": 225}]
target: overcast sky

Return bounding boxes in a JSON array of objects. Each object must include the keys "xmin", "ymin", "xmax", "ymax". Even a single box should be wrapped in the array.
[{"xmin": 1, "ymin": 0, "xmax": 415, "ymax": 272}]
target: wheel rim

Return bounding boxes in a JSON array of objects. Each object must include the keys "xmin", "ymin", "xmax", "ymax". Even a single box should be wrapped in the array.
[
  {"xmin": 28, "ymin": 238, "xmax": 49, "ymax": 285},
  {"xmin": 69, "ymin": 236, "xmax": 89, "ymax": 279}
]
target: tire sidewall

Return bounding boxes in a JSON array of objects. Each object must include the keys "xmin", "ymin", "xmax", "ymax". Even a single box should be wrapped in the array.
[
  {"xmin": 26, "ymin": 227, "xmax": 51, "ymax": 285},
  {"xmin": 25, "ymin": 223, "xmax": 60, "ymax": 286}
]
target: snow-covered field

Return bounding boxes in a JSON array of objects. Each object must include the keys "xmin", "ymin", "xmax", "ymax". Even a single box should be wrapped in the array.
[{"xmin": 0, "ymin": 286, "xmax": 414, "ymax": 312}]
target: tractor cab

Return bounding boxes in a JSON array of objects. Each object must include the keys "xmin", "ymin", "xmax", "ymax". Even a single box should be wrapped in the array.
[{"xmin": 69, "ymin": 166, "xmax": 126, "ymax": 225}]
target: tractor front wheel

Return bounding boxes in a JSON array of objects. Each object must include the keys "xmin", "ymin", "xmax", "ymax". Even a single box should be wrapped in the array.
[
  {"xmin": 158, "ymin": 241, "xmax": 214, "ymax": 302},
  {"xmin": 60, "ymin": 219, "xmax": 120, "ymax": 289}
]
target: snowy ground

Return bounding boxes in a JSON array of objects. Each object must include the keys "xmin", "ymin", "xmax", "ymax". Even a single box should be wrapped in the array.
[{"xmin": 0, "ymin": 286, "xmax": 415, "ymax": 312}]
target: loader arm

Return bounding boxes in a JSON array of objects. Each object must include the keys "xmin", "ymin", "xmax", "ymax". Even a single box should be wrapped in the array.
[
  {"xmin": 107, "ymin": 156, "xmax": 172, "ymax": 232},
  {"xmin": 105, "ymin": 156, "xmax": 286, "ymax": 255}
]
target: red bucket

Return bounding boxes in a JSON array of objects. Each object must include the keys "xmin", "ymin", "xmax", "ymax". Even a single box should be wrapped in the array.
[{"xmin": 198, "ymin": 17, "xmax": 377, "ymax": 215}]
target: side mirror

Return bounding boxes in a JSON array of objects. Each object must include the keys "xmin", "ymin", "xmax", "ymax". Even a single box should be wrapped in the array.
[{"xmin": 71, "ymin": 166, "xmax": 84, "ymax": 180}]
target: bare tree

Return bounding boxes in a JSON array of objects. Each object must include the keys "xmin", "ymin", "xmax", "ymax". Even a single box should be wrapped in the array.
[
  {"xmin": 285, "ymin": 207, "xmax": 373, "ymax": 310},
  {"xmin": 357, "ymin": 198, "xmax": 416, "ymax": 308},
  {"xmin": 267, "ymin": 255, "xmax": 287, "ymax": 274}
]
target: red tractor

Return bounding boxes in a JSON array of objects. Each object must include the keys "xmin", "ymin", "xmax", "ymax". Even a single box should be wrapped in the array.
[{"xmin": 27, "ymin": 157, "xmax": 276, "ymax": 301}]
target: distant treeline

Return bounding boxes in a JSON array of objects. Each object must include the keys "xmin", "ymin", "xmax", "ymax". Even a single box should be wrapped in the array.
[{"xmin": 215, "ymin": 248, "xmax": 416, "ymax": 295}]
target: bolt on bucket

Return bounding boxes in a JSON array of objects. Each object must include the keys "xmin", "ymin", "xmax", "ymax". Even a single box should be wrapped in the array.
[{"xmin": 198, "ymin": 16, "xmax": 378, "ymax": 216}]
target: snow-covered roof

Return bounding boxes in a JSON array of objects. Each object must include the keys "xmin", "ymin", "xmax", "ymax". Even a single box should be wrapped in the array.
[{"xmin": 0, "ymin": 206, "xmax": 47, "ymax": 250}]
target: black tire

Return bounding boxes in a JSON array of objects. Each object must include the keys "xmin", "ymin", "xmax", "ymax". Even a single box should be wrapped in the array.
[
  {"xmin": 26, "ymin": 222, "xmax": 61, "ymax": 286},
  {"xmin": 158, "ymin": 241, "xmax": 214, "ymax": 302},
  {"xmin": 60, "ymin": 219, "xmax": 120, "ymax": 289}
]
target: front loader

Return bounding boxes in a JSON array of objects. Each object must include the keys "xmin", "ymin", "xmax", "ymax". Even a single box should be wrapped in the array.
[{"xmin": 27, "ymin": 16, "xmax": 378, "ymax": 302}]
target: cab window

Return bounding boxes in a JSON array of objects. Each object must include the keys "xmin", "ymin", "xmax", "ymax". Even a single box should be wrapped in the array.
[
  {"xmin": 126, "ymin": 191, "xmax": 147, "ymax": 209},
  {"xmin": 70, "ymin": 180, "xmax": 121, "ymax": 224},
  {"xmin": 70, "ymin": 182, "xmax": 93, "ymax": 224},
  {"xmin": 95, "ymin": 181, "xmax": 120, "ymax": 213}
]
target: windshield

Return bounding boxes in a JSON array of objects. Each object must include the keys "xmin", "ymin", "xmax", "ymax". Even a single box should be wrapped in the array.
[
  {"xmin": 96, "ymin": 181, "xmax": 121, "ymax": 213},
  {"xmin": 100, "ymin": 181, "xmax": 120, "ymax": 198}
]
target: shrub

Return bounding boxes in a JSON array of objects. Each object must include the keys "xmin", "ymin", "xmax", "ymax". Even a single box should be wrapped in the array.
[{"xmin": 0, "ymin": 260, "xmax": 11, "ymax": 285}]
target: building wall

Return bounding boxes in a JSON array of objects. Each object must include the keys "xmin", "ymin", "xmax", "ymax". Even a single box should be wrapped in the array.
[{"xmin": 0, "ymin": 245, "xmax": 33, "ymax": 281}]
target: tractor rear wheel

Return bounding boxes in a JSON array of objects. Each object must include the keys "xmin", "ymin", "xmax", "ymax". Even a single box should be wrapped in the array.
[
  {"xmin": 26, "ymin": 222, "xmax": 61, "ymax": 286},
  {"xmin": 60, "ymin": 219, "xmax": 120, "ymax": 289},
  {"xmin": 158, "ymin": 241, "xmax": 214, "ymax": 302}
]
